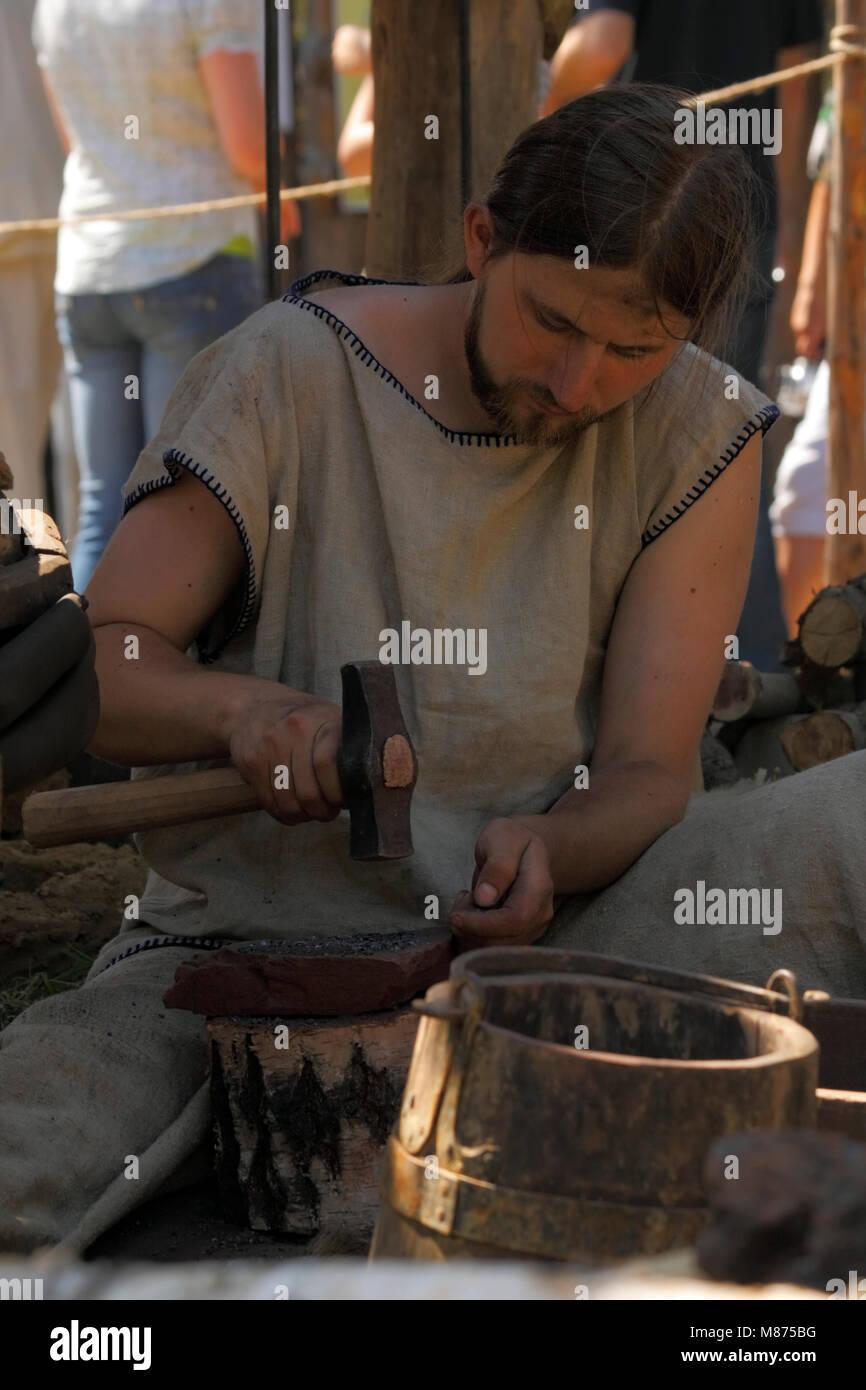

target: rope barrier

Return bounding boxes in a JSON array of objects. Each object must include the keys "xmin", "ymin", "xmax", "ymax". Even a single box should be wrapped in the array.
[
  {"xmin": 0, "ymin": 174, "xmax": 371, "ymax": 237},
  {"xmin": 1, "ymin": 23, "xmax": 865, "ymax": 238},
  {"xmin": 683, "ymin": 24, "xmax": 866, "ymax": 106}
]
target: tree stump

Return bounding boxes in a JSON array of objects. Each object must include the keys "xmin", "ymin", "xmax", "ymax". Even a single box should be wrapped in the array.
[
  {"xmin": 166, "ymin": 930, "xmax": 452, "ymax": 1250},
  {"xmin": 209, "ymin": 1007, "xmax": 419, "ymax": 1250}
]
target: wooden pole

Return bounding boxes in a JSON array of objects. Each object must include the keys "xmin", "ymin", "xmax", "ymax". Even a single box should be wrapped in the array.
[
  {"xmin": 291, "ymin": 0, "xmax": 341, "ymax": 277},
  {"xmin": 366, "ymin": 1, "xmax": 572, "ymax": 280},
  {"xmin": 264, "ymin": 0, "xmax": 281, "ymax": 301},
  {"xmin": 824, "ymin": 0, "xmax": 866, "ymax": 585}
]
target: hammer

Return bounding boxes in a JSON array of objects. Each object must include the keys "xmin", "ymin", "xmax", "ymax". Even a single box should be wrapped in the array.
[{"xmin": 22, "ymin": 660, "xmax": 418, "ymax": 860}]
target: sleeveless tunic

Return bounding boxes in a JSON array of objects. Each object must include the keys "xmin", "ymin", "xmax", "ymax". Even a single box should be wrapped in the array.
[{"xmin": 119, "ymin": 269, "xmax": 779, "ymax": 942}]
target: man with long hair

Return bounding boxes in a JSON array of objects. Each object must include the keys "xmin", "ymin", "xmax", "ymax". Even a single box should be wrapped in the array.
[{"xmin": 4, "ymin": 86, "xmax": 863, "ymax": 1253}]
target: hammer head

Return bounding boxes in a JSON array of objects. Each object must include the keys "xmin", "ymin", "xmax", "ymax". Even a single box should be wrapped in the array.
[{"xmin": 338, "ymin": 660, "xmax": 417, "ymax": 860}]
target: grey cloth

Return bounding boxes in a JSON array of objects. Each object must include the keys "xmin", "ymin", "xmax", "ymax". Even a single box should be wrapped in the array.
[
  {"xmin": 0, "ymin": 933, "xmax": 210, "ymax": 1253},
  {"xmin": 547, "ymin": 751, "xmax": 866, "ymax": 998}
]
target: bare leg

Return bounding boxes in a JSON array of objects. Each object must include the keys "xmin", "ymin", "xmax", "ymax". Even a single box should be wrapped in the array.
[{"xmin": 775, "ymin": 534, "xmax": 825, "ymax": 634}]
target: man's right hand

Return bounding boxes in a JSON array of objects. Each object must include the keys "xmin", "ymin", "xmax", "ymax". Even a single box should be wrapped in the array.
[{"xmin": 228, "ymin": 692, "xmax": 344, "ymax": 825}]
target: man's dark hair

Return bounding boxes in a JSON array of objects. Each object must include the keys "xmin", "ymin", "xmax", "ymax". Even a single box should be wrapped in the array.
[{"xmin": 435, "ymin": 83, "xmax": 766, "ymax": 359}]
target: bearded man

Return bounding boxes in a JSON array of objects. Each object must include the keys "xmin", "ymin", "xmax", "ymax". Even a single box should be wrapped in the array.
[{"xmin": 4, "ymin": 85, "xmax": 864, "ymax": 1254}]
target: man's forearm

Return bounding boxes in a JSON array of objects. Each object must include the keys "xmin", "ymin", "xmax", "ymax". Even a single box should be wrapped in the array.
[
  {"xmin": 515, "ymin": 760, "xmax": 690, "ymax": 895},
  {"xmin": 90, "ymin": 622, "xmax": 309, "ymax": 765}
]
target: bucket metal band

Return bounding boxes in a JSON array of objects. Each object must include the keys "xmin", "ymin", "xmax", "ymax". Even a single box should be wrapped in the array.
[{"xmin": 384, "ymin": 1134, "xmax": 708, "ymax": 1261}]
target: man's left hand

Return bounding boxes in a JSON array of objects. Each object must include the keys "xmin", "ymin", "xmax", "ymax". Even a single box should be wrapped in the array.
[{"xmin": 449, "ymin": 817, "xmax": 555, "ymax": 949}]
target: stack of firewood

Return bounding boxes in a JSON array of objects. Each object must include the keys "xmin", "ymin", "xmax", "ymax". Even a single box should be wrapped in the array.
[{"xmin": 702, "ymin": 574, "xmax": 866, "ymax": 788}]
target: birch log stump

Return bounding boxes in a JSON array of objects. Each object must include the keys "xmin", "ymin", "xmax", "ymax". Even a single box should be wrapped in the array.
[
  {"xmin": 209, "ymin": 1008, "xmax": 419, "ymax": 1250},
  {"xmin": 165, "ymin": 931, "xmax": 452, "ymax": 1250}
]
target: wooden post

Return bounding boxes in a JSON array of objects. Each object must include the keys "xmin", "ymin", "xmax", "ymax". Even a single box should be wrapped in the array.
[
  {"xmin": 366, "ymin": 0, "xmax": 572, "ymax": 280},
  {"xmin": 264, "ymin": 0, "xmax": 281, "ymax": 301},
  {"xmin": 824, "ymin": 0, "xmax": 866, "ymax": 584}
]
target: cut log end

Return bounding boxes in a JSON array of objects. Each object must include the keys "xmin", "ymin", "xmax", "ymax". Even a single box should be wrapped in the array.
[
  {"xmin": 799, "ymin": 588, "xmax": 866, "ymax": 669},
  {"xmin": 711, "ymin": 662, "xmax": 803, "ymax": 723},
  {"xmin": 779, "ymin": 710, "xmax": 862, "ymax": 772},
  {"xmin": 712, "ymin": 662, "xmax": 757, "ymax": 722}
]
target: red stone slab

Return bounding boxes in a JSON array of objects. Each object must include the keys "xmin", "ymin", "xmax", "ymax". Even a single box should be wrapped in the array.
[{"xmin": 164, "ymin": 928, "xmax": 453, "ymax": 1017}]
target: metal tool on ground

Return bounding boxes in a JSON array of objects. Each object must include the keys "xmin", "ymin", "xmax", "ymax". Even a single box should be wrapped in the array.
[{"xmin": 22, "ymin": 660, "xmax": 417, "ymax": 860}]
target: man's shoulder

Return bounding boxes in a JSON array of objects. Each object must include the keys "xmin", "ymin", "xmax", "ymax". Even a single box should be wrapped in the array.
[
  {"xmin": 636, "ymin": 340, "xmax": 767, "ymax": 426},
  {"xmin": 624, "ymin": 338, "xmax": 778, "ymax": 513},
  {"xmin": 282, "ymin": 270, "xmax": 428, "ymax": 354},
  {"xmin": 202, "ymin": 288, "xmax": 355, "ymax": 382}
]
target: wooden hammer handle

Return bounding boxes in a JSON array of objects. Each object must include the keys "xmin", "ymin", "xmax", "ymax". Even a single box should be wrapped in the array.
[{"xmin": 23, "ymin": 766, "xmax": 259, "ymax": 847}]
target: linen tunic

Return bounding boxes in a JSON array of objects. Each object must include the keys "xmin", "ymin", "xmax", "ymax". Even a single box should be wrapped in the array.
[{"xmin": 119, "ymin": 269, "xmax": 779, "ymax": 941}]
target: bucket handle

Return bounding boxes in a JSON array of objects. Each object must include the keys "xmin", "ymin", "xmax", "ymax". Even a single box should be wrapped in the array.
[
  {"xmin": 412, "ymin": 979, "xmax": 483, "ymax": 1023},
  {"xmin": 416, "ymin": 967, "xmax": 831, "ymax": 1026},
  {"xmin": 764, "ymin": 969, "xmax": 831, "ymax": 1024}
]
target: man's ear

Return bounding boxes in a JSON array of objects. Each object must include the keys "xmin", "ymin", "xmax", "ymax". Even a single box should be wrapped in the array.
[{"xmin": 464, "ymin": 203, "xmax": 495, "ymax": 277}]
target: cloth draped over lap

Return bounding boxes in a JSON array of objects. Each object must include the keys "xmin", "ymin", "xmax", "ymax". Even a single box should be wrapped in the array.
[
  {"xmin": 110, "ymin": 267, "xmax": 856, "ymax": 994},
  {"xmin": 546, "ymin": 755, "xmax": 866, "ymax": 997}
]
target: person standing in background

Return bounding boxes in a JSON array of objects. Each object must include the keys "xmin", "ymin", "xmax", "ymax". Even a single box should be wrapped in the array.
[
  {"xmin": 770, "ymin": 90, "xmax": 833, "ymax": 632},
  {"xmin": 541, "ymin": 0, "xmax": 824, "ymax": 670},
  {"xmin": 0, "ymin": 0, "xmax": 65, "ymax": 507},
  {"xmin": 34, "ymin": 0, "xmax": 300, "ymax": 591}
]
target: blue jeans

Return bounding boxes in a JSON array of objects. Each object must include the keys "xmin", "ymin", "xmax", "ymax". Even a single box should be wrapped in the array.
[{"xmin": 56, "ymin": 253, "xmax": 262, "ymax": 591}]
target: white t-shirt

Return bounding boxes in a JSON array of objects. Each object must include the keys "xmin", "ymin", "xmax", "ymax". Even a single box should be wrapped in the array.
[{"xmin": 33, "ymin": 0, "xmax": 262, "ymax": 294}]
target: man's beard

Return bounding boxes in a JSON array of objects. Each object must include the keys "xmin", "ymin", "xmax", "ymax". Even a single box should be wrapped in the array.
[{"xmin": 463, "ymin": 282, "xmax": 602, "ymax": 447}]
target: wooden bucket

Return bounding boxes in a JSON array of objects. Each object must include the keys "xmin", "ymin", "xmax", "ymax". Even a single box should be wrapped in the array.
[{"xmin": 370, "ymin": 948, "xmax": 819, "ymax": 1263}]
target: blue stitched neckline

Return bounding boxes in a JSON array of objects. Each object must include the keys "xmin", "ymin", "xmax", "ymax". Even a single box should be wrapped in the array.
[{"xmin": 283, "ymin": 269, "xmax": 531, "ymax": 448}]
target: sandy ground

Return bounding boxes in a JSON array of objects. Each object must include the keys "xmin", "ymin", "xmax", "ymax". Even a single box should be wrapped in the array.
[{"xmin": 0, "ymin": 835, "xmax": 145, "ymax": 991}]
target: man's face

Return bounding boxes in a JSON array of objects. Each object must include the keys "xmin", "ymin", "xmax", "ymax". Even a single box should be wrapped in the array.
[{"xmin": 463, "ymin": 252, "xmax": 692, "ymax": 447}]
